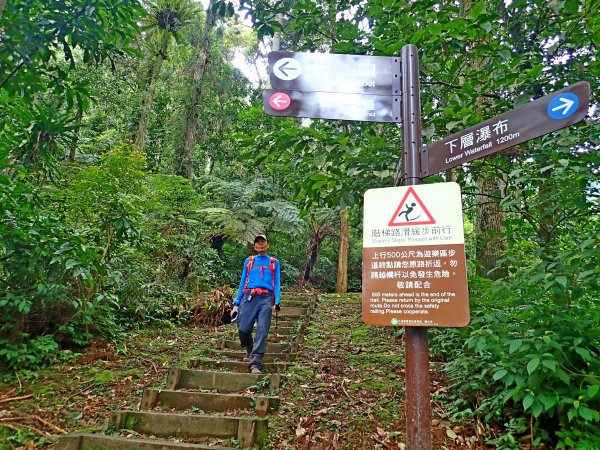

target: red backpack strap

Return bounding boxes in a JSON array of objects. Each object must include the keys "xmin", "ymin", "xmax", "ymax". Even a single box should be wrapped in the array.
[
  {"xmin": 270, "ymin": 257, "xmax": 276, "ymax": 302},
  {"xmin": 244, "ymin": 256, "xmax": 255, "ymax": 290}
]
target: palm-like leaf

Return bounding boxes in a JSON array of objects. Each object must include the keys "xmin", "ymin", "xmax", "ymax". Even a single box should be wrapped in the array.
[
  {"xmin": 199, "ymin": 207, "xmax": 265, "ymax": 246},
  {"xmin": 197, "ymin": 178, "xmax": 303, "ymax": 246}
]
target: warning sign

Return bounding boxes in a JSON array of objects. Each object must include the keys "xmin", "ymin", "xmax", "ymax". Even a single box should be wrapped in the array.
[
  {"xmin": 363, "ymin": 183, "xmax": 469, "ymax": 327},
  {"xmin": 388, "ymin": 186, "xmax": 435, "ymax": 226}
]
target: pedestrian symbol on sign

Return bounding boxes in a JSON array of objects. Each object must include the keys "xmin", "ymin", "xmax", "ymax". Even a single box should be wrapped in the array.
[{"xmin": 388, "ymin": 187, "xmax": 436, "ymax": 226}]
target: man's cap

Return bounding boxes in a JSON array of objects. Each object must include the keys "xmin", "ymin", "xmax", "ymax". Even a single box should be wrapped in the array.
[{"xmin": 254, "ymin": 234, "xmax": 268, "ymax": 243}]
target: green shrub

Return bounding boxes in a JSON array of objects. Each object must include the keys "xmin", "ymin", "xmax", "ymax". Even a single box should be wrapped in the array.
[
  {"xmin": 0, "ymin": 335, "xmax": 63, "ymax": 370},
  {"xmin": 438, "ymin": 298, "xmax": 599, "ymax": 448}
]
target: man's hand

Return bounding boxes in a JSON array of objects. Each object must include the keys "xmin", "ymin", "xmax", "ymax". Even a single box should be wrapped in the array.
[
  {"xmin": 274, "ymin": 304, "xmax": 280, "ymax": 312},
  {"xmin": 231, "ymin": 305, "xmax": 240, "ymax": 322}
]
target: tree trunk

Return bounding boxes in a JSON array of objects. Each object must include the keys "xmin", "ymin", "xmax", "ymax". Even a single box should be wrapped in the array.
[
  {"xmin": 209, "ymin": 234, "xmax": 225, "ymax": 255},
  {"xmin": 177, "ymin": 9, "xmax": 215, "ymax": 179},
  {"xmin": 135, "ymin": 35, "xmax": 169, "ymax": 152},
  {"xmin": 460, "ymin": 0, "xmax": 507, "ymax": 279},
  {"xmin": 475, "ymin": 174, "xmax": 507, "ymax": 279},
  {"xmin": 302, "ymin": 235, "xmax": 320, "ymax": 282},
  {"xmin": 68, "ymin": 104, "xmax": 84, "ymax": 162},
  {"xmin": 0, "ymin": 0, "xmax": 7, "ymax": 20},
  {"xmin": 336, "ymin": 208, "xmax": 349, "ymax": 293}
]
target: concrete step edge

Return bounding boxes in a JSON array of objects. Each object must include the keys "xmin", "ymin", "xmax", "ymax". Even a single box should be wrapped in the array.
[
  {"xmin": 189, "ymin": 358, "xmax": 290, "ymax": 373},
  {"xmin": 56, "ymin": 432, "xmax": 237, "ymax": 450},
  {"xmin": 111, "ymin": 410, "xmax": 268, "ymax": 448},
  {"xmin": 141, "ymin": 389, "xmax": 279, "ymax": 416},
  {"xmin": 210, "ymin": 349, "xmax": 297, "ymax": 362},
  {"xmin": 167, "ymin": 368, "xmax": 281, "ymax": 393}
]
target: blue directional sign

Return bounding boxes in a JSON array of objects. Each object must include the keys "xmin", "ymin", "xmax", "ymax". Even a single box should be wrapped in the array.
[{"xmin": 547, "ymin": 93, "xmax": 579, "ymax": 120}]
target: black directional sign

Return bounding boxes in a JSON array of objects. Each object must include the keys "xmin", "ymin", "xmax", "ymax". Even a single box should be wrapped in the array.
[
  {"xmin": 263, "ymin": 89, "xmax": 400, "ymax": 123},
  {"xmin": 268, "ymin": 51, "xmax": 400, "ymax": 96},
  {"xmin": 424, "ymin": 81, "xmax": 590, "ymax": 177}
]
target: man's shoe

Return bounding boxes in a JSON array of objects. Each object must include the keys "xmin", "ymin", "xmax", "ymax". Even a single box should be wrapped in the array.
[
  {"xmin": 250, "ymin": 366, "xmax": 261, "ymax": 374},
  {"xmin": 242, "ymin": 346, "xmax": 252, "ymax": 362}
]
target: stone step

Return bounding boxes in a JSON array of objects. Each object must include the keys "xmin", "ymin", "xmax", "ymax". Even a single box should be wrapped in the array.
[
  {"xmin": 281, "ymin": 294, "xmax": 315, "ymax": 310},
  {"xmin": 141, "ymin": 389, "xmax": 279, "ymax": 417},
  {"xmin": 189, "ymin": 358, "xmax": 289, "ymax": 374},
  {"xmin": 57, "ymin": 433, "xmax": 237, "ymax": 450},
  {"xmin": 226, "ymin": 321, "xmax": 301, "ymax": 332},
  {"xmin": 271, "ymin": 325, "xmax": 299, "ymax": 333},
  {"xmin": 228, "ymin": 327, "xmax": 298, "ymax": 340},
  {"xmin": 282, "ymin": 293, "xmax": 314, "ymax": 300},
  {"xmin": 282, "ymin": 296, "xmax": 312, "ymax": 303},
  {"xmin": 111, "ymin": 411, "xmax": 267, "ymax": 448},
  {"xmin": 218, "ymin": 339, "xmax": 293, "ymax": 353},
  {"xmin": 213, "ymin": 349, "xmax": 297, "ymax": 362},
  {"xmin": 227, "ymin": 333, "xmax": 295, "ymax": 345},
  {"xmin": 232, "ymin": 322, "xmax": 303, "ymax": 332},
  {"xmin": 167, "ymin": 368, "xmax": 281, "ymax": 393},
  {"xmin": 271, "ymin": 320, "xmax": 302, "ymax": 327},
  {"xmin": 278, "ymin": 306, "xmax": 307, "ymax": 317}
]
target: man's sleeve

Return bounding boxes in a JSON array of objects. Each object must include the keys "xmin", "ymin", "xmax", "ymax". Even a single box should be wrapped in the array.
[
  {"xmin": 274, "ymin": 259, "xmax": 281, "ymax": 305},
  {"xmin": 233, "ymin": 258, "xmax": 249, "ymax": 306}
]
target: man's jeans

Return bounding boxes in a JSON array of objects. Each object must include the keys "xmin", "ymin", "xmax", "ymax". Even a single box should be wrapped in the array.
[{"xmin": 237, "ymin": 292, "xmax": 272, "ymax": 370}]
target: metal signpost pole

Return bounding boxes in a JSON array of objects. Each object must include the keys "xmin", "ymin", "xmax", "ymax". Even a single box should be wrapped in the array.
[{"xmin": 400, "ymin": 44, "xmax": 431, "ymax": 449}]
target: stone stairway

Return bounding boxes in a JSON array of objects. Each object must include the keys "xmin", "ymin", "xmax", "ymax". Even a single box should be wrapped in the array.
[{"xmin": 57, "ymin": 293, "xmax": 317, "ymax": 450}]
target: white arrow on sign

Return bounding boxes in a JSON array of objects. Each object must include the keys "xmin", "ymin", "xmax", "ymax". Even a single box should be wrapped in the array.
[
  {"xmin": 271, "ymin": 95, "xmax": 288, "ymax": 107},
  {"xmin": 551, "ymin": 96, "xmax": 575, "ymax": 116},
  {"xmin": 268, "ymin": 92, "xmax": 291, "ymax": 111},
  {"xmin": 273, "ymin": 58, "xmax": 302, "ymax": 81}
]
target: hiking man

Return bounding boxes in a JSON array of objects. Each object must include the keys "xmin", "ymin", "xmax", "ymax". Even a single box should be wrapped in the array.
[{"xmin": 231, "ymin": 234, "xmax": 281, "ymax": 374}]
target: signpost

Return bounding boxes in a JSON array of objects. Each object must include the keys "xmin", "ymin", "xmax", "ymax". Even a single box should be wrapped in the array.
[
  {"xmin": 263, "ymin": 51, "xmax": 401, "ymax": 123},
  {"xmin": 423, "ymin": 81, "xmax": 590, "ymax": 177},
  {"xmin": 262, "ymin": 46, "xmax": 591, "ymax": 450},
  {"xmin": 268, "ymin": 51, "xmax": 400, "ymax": 95},
  {"xmin": 262, "ymin": 89, "xmax": 400, "ymax": 123},
  {"xmin": 363, "ymin": 183, "xmax": 469, "ymax": 327}
]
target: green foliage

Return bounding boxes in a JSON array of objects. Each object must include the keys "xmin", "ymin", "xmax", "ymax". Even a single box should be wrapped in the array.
[
  {"xmin": 240, "ymin": 120, "xmax": 400, "ymax": 210},
  {"xmin": 197, "ymin": 177, "xmax": 303, "ymax": 247},
  {"xmin": 0, "ymin": 0, "xmax": 144, "ymax": 102},
  {"xmin": 63, "ymin": 144, "xmax": 147, "ymax": 255},
  {"xmin": 1, "ymin": 100, "xmax": 77, "ymax": 179},
  {"xmin": 0, "ymin": 335, "xmax": 63, "ymax": 370},
  {"xmin": 435, "ymin": 292, "xmax": 599, "ymax": 448},
  {"xmin": 0, "ymin": 169, "xmax": 103, "ymax": 335}
]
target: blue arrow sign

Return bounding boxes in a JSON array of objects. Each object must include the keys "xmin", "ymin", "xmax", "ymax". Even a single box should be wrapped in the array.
[{"xmin": 547, "ymin": 93, "xmax": 579, "ymax": 120}]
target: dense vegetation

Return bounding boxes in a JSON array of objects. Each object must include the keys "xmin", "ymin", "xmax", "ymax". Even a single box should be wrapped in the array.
[{"xmin": 1, "ymin": 0, "xmax": 598, "ymax": 448}]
